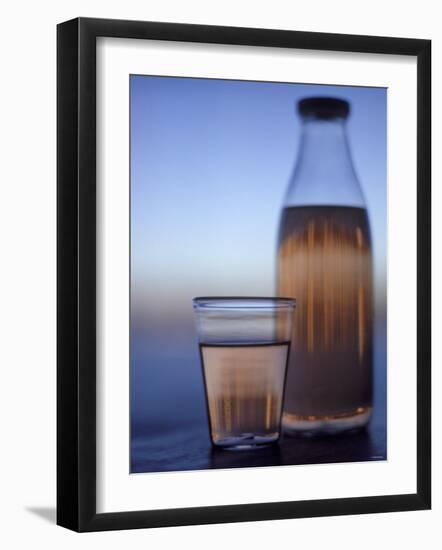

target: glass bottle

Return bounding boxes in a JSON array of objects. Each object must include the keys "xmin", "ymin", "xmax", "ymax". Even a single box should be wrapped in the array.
[{"xmin": 277, "ymin": 97, "xmax": 373, "ymax": 435}]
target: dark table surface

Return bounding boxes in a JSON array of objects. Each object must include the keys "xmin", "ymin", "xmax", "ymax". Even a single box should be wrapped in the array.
[{"xmin": 131, "ymin": 418, "xmax": 386, "ymax": 475}]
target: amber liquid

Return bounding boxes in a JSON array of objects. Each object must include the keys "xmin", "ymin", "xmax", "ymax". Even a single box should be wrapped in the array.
[
  {"xmin": 277, "ymin": 206, "xmax": 373, "ymax": 434},
  {"xmin": 200, "ymin": 342, "xmax": 290, "ymax": 447}
]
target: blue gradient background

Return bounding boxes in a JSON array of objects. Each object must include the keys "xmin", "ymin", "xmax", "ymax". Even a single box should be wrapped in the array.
[{"xmin": 130, "ymin": 76, "xmax": 386, "ymax": 457}]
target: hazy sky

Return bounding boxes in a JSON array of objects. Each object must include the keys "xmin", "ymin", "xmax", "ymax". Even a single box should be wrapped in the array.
[{"xmin": 130, "ymin": 75, "xmax": 386, "ymax": 324}]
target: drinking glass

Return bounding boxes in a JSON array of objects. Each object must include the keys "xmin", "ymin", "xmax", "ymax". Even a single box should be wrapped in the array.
[{"xmin": 193, "ymin": 297, "xmax": 295, "ymax": 450}]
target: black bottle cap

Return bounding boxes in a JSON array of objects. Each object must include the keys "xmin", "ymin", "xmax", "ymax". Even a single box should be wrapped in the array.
[{"xmin": 298, "ymin": 97, "xmax": 350, "ymax": 120}]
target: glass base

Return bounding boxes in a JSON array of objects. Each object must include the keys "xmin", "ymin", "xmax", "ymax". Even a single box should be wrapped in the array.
[
  {"xmin": 282, "ymin": 407, "xmax": 372, "ymax": 437},
  {"xmin": 212, "ymin": 432, "xmax": 279, "ymax": 451}
]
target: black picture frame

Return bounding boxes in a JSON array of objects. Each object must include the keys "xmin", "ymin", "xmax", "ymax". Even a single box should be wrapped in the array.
[{"xmin": 57, "ymin": 17, "xmax": 431, "ymax": 532}]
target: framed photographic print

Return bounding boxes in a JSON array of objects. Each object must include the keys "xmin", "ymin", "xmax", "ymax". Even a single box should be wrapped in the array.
[{"xmin": 57, "ymin": 17, "xmax": 431, "ymax": 531}]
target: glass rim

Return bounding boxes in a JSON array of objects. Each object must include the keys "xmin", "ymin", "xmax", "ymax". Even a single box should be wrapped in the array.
[{"xmin": 192, "ymin": 296, "xmax": 296, "ymax": 310}]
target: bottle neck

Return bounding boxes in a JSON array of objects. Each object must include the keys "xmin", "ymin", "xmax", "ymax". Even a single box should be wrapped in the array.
[{"xmin": 286, "ymin": 117, "xmax": 365, "ymax": 208}]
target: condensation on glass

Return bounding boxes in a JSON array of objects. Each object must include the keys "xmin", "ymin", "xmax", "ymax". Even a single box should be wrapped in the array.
[
  {"xmin": 277, "ymin": 97, "xmax": 374, "ymax": 435},
  {"xmin": 193, "ymin": 297, "xmax": 295, "ymax": 450}
]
